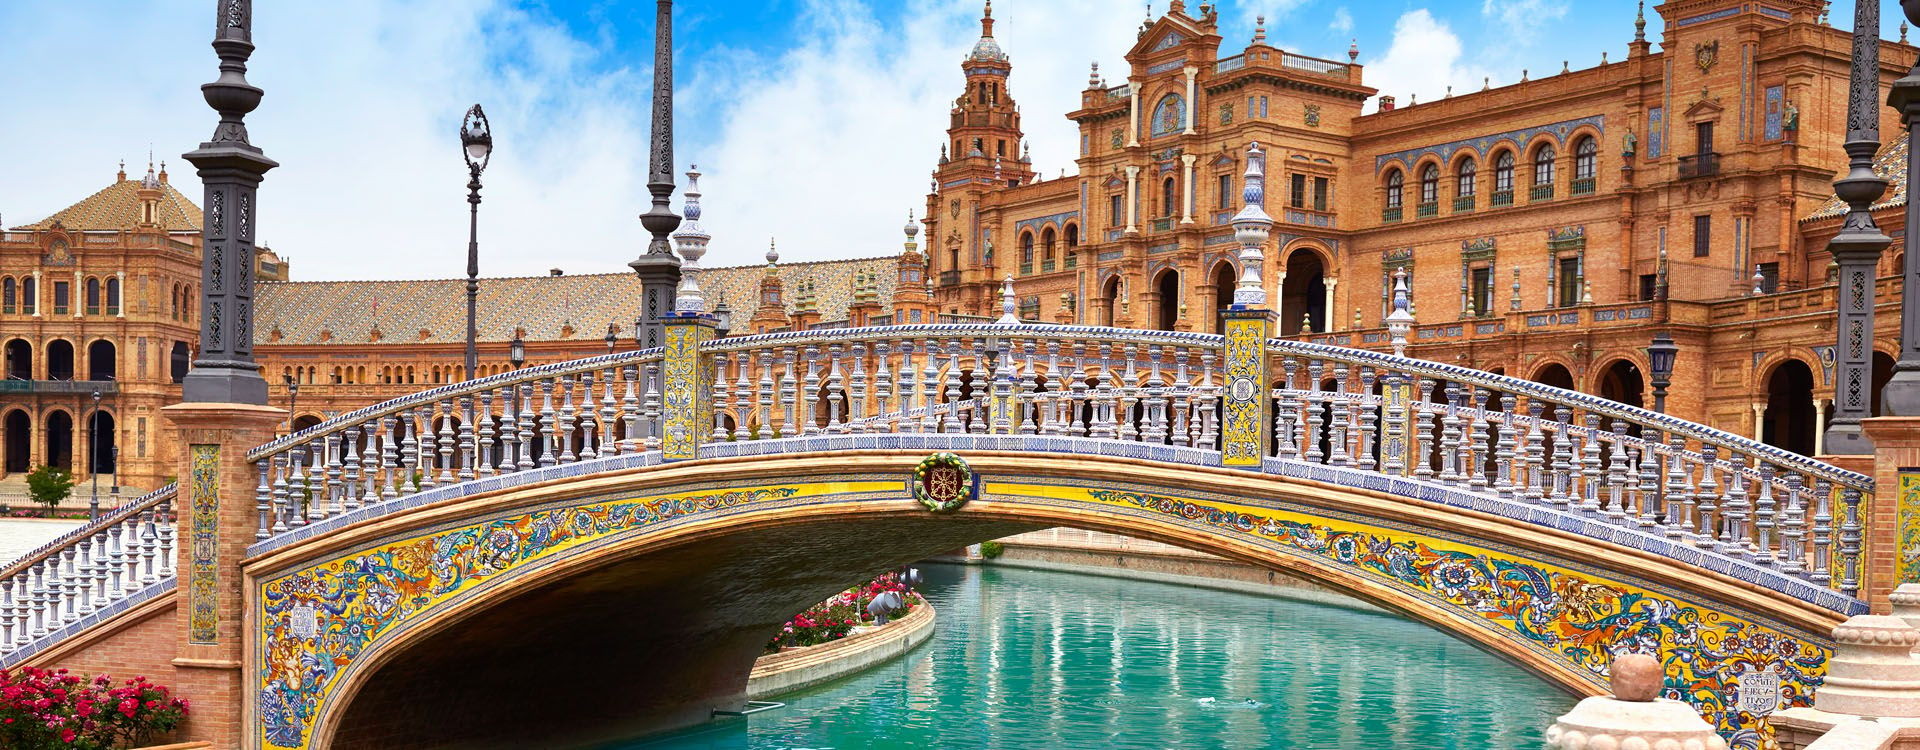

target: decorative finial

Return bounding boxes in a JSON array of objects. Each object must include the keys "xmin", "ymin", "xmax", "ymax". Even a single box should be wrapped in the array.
[
  {"xmin": 1089, "ymin": 61, "xmax": 1101, "ymax": 88},
  {"xmin": 1510, "ymin": 267, "xmax": 1523, "ymax": 311},
  {"xmin": 1752, "ymin": 265, "xmax": 1767, "ymax": 296},
  {"xmin": 1634, "ymin": 1, "xmax": 1646, "ymax": 43},
  {"xmin": 1253, "ymin": 15, "xmax": 1267, "ymax": 44},
  {"xmin": 1483, "ymin": 77, "xmax": 1490, "ymax": 91},
  {"xmin": 1445, "ymin": 85, "xmax": 1453, "ymax": 98},
  {"xmin": 1905, "ymin": 20, "xmax": 1911, "ymax": 44},
  {"xmin": 1580, "ymin": 281, "xmax": 1594, "ymax": 305},
  {"xmin": 997, "ymin": 276, "xmax": 1019, "ymax": 324},
  {"xmin": 1521, "ymin": 69, "xmax": 1529, "ymax": 82},
  {"xmin": 981, "ymin": 0, "xmax": 994, "ymax": 37},
  {"xmin": 1021, "ymin": 141, "xmax": 1032, "ymax": 164},
  {"xmin": 1386, "ymin": 267, "xmax": 1416, "ymax": 357},
  {"xmin": 1601, "ymin": 51, "xmax": 1609, "ymax": 65},
  {"xmin": 1562, "ymin": 60, "xmax": 1570, "ymax": 74},
  {"xmin": 1229, "ymin": 142, "xmax": 1275, "ymax": 309},
  {"xmin": 671, "ymin": 165, "xmax": 710, "ymax": 315},
  {"xmin": 767, "ymin": 238, "xmax": 779, "ymax": 266},
  {"xmin": 1349, "ymin": 38, "xmax": 1358, "ymax": 62}
]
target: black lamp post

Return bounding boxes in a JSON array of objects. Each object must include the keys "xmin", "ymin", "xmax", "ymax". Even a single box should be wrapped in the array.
[
  {"xmin": 460, "ymin": 104, "xmax": 493, "ymax": 382},
  {"xmin": 509, "ymin": 329, "xmax": 527, "ymax": 370},
  {"xmin": 88, "ymin": 389, "xmax": 101, "ymax": 521},
  {"xmin": 1647, "ymin": 333, "xmax": 1678, "ymax": 414},
  {"xmin": 628, "ymin": 0, "xmax": 682, "ymax": 349},
  {"xmin": 605, "ymin": 323, "xmax": 619, "ymax": 354},
  {"xmin": 283, "ymin": 373, "xmax": 299, "ymax": 435},
  {"xmin": 1822, "ymin": 0, "xmax": 1892, "ymax": 453},
  {"xmin": 1884, "ymin": 0, "xmax": 1920, "ymax": 417}
]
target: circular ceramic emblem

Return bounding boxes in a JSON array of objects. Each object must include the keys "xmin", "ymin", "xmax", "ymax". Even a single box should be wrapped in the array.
[
  {"xmin": 911, "ymin": 452, "xmax": 975, "ymax": 512},
  {"xmin": 1230, "ymin": 376, "xmax": 1256, "ymax": 402}
]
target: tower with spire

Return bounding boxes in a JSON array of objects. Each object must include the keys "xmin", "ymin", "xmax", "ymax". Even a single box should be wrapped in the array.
[{"xmin": 749, "ymin": 240, "xmax": 790, "ymax": 334}]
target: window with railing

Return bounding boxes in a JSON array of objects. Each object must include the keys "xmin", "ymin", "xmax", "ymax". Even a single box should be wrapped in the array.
[
  {"xmin": 105, "ymin": 278, "xmax": 119, "ymax": 316},
  {"xmin": 1493, "ymin": 151, "xmax": 1514, "ymax": 193},
  {"xmin": 1419, "ymin": 165, "xmax": 1439, "ymax": 205},
  {"xmin": 1417, "ymin": 202, "xmax": 1439, "ymax": 218},
  {"xmin": 1456, "ymin": 159, "xmax": 1476, "ymax": 198},
  {"xmin": 1217, "ymin": 173, "xmax": 1233, "ymax": 209},
  {"xmin": 1572, "ymin": 136, "xmax": 1597, "ymax": 195},
  {"xmin": 52, "ymin": 281, "xmax": 69, "ymax": 316},
  {"xmin": 1290, "ymin": 173, "xmax": 1307, "ymax": 209},
  {"xmin": 85, "ymin": 277, "xmax": 100, "ymax": 316},
  {"xmin": 1, "ymin": 277, "xmax": 13, "ymax": 314},
  {"xmin": 1110, "ymin": 194, "xmax": 1124, "ymax": 227}
]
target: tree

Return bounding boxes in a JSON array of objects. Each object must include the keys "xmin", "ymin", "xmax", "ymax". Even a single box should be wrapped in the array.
[{"xmin": 24, "ymin": 465, "xmax": 73, "ymax": 517}]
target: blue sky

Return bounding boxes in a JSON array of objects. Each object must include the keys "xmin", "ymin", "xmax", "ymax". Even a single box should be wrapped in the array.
[{"xmin": 0, "ymin": 1, "xmax": 1898, "ymax": 281}]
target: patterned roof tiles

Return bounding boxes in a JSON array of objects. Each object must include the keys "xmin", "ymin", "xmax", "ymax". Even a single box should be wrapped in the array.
[
  {"xmin": 16, "ymin": 175, "xmax": 205, "ymax": 231},
  {"xmin": 1804, "ymin": 135, "xmax": 1909, "ymax": 222},
  {"xmin": 254, "ymin": 256, "xmax": 900, "ymax": 345}
]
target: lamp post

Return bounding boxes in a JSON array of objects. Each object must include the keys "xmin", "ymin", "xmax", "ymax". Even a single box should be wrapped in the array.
[
  {"xmin": 1882, "ymin": 0, "xmax": 1920, "ymax": 416},
  {"xmin": 510, "ymin": 330, "xmax": 527, "ymax": 371},
  {"xmin": 628, "ymin": 0, "xmax": 683, "ymax": 349},
  {"xmin": 1647, "ymin": 333, "xmax": 1677, "ymax": 414},
  {"xmin": 88, "ymin": 390, "xmax": 100, "ymax": 520},
  {"xmin": 460, "ymin": 104, "xmax": 493, "ymax": 382},
  {"xmin": 1822, "ymin": 0, "xmax": 1892, "ymax": 452},
  {"xmin": 283, "ymin": 374, "xmax": 300, "ymax": 435},
  {"xmin": 605, "ymin": 323, "xmax": 619, "ymax": 354}
]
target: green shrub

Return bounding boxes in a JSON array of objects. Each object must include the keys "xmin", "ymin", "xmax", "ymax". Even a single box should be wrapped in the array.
[{"xmin": 980, "ymin": 540, "xmax": 1004, "ymax": 559}]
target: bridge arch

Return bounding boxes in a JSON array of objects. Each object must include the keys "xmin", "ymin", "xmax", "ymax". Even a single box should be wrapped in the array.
[{"xmin": 244, "ymin": 449, "xmax": 1844, "ymax": 750}]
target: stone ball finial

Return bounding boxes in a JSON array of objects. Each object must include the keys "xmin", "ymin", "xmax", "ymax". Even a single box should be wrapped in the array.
[
  {"xmin": 1891, "ymin": 583, "xmax": 1920, "ymax": 632},
  {"xmin": 1611, "ymin": 653, "xmax": 1663, "ymax": 702},
  {"xmin": 1819, "ymin": 614, "xmax": 1920, "ymax": 718}
]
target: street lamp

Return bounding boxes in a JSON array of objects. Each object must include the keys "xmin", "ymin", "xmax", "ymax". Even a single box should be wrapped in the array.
[
  {"xmin": 509, "ymin": 329, "xmax": 527, "ymax": 371},
  {"xmin": 1883, "ymin": 0, "xmax": 1920, "ymax": 416},
  {"xmin": 1822, "ymin": 0, "xmax": 1892, "ymax": 452},
  {"xmin": 284, "ymin": 374, "xmax": 300, "ymax": 435},
  {"xmin": 1647, "ymin": 333, "xmax": 1678, "ymax": 414},
  {"xmin": 460, "ymin": 104, "xmax": 493, "ymax": 382},
  {"xmin": 605, "ymin": 323, "xmax": 619, "ymax": 354},
  {"xmin": 89, "ymin": 390, "xmax": 101, "ymax": 521}
]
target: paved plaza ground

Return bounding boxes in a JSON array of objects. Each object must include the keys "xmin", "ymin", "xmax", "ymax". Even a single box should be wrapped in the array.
[{"xmin": 0, "ymin": 518, "xmax": 85, "ymax": 565}]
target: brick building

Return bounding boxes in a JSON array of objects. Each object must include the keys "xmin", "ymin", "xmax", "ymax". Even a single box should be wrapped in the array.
[{"xmin": 927, "ymin": 0, "xmax": 1915, "ymax": 456}]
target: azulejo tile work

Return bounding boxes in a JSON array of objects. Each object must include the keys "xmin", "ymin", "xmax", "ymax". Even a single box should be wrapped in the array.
[
  {"xmin": 254, "ymin": 481, "xmax": 863, "ymax": 750},
  {"xmin": 188, "ymin": 444, "xmax": 222, "ymax": 645},
  {"xmin": 1050, "ymin": 483, "xmax": 1825, "ymax": 749},
  {"xmin": 1221, "ymin": 314, "xmax": 1268, "ymax": 466},
  {"xmin": 1900, "ymin": 472, "xmax": 1920, "ymax": 585}
]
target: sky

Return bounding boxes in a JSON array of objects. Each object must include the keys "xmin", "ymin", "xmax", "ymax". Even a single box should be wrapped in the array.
[{"xmin": 0, "ymin": 0, "xmax": 1899, "ymax": 282}]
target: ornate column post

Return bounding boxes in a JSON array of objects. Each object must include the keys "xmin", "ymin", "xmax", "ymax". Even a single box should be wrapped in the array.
[
  {"xmin": 1180, "ymin": 154, "xmax": 1197, "ymax": 225},
  {"xmin": 1222, "ymin": 142, "xmax": 1276, "ymax": 468},
  {"xmin": 1124, "ymin": 165, "xmax": 1141, "ymax": 235},
  {"xmin": 180, "ymin": 0, "xmax": 276, "ymax": 406},
  {"xmin": 662, "ymin": 166, "xmax": 714, "ymax": 462},
  {"xmin": 1813, "ymin": 399, "xmax": 1827, "ymax": 454},
  {"xmin": 628, "ymin": 0, "xmax": 682, "ymax": 350},
  {"xmin": 1323, "ymin": 277, "xmax": 1339, "ymax": 333},
  {"xmin": 1128, "ymin": 82, "xmax": 1141, "ymax": 147},
  {"xmin": 1823, "ymin": 0, "xmax": 1891, "ymax": 453},
  {"xmin": 1884, "ymin": 1, "xmax": 1920, "ymax": 417},
  {"xmin": 1182, "ymin": 66, "xmax": 1198, "ymax": 136}
]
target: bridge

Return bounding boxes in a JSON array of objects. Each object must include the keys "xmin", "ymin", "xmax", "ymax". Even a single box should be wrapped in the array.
[{"xmin": 0, "ymin": 316, "xmax": 1895, "ymax": 749}]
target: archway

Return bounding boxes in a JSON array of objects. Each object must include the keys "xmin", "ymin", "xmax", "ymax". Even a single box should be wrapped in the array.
[
  {"xmin": 1153, "ymin": 269, "xmax": 1179, "ymax": 331},
  {"xmin": 87, "ymin": 340, "xmax": 116, "ymax": 381},
  {"xmin": 170, "ymin": 342, "xmax": 190, "ymax": 384},
  {"xmin": 3, "ymin": 339, "xmax": 29, "ymax": 380},
  {"xmin": 88, "ymin": 410, "xmax": 116, "ymax": 476},
  {"xmin": 1101, "ymin": 276, "xmax": 1122, "ymax": 327},
  {"xmin": 1594, "ymin": 360, "xmax": 1643, "ymax": 409},
  {"xmin": 1279, "ymin": 249, "xmax": 1326, "ymax": 336},
  {"xmin": 1763, "ymin": 360, "xmax": 1817, "ymax": 456},
  {"xmin": 1211, "ymin": 262, "xmax": 1236, "ymax": 333},
  {"xmin": 45, "ymin": 410, "xmax": 73, "ymax": 471},
  {"xmin": 46, "ymin": 339, "xmax": 74, "ymax": 381},
  {"xmin": 292, "ymin": 415, "xmax": 324, "ymax": 433},
  {"xmin": 3, "ymin": 409, "xmax": 28, "ymax": 473},
  {"xmin": 1531, "ymin": 363, "xmax": 1576, "ymax": 391}
]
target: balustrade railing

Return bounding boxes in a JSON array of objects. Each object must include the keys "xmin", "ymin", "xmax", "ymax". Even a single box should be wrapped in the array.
[{"xmin": 0, "ymin": 484, "xmax": 177, "ymax": 657}]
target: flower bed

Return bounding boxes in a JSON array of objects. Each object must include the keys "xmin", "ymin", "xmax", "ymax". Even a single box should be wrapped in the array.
[
  {"xmin": 0, "ymin": 667, "xmax": 188, "ymax": 749},
  {"xmin": 765, "ymin": 573, "xmax": 921, "ymax": 653}
]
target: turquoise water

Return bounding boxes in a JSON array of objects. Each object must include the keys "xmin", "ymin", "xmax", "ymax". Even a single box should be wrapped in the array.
[{"xmin": 617, "ymin": 565, "xmax": 1572, "ymax": 749}]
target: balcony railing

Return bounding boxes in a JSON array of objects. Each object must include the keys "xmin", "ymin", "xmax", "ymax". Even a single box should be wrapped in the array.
[
  {"xmin": 1416, "ymin": 202, "xmax": 1439, "ymax": 219},
  {"xmin": 1453, "ymin": 196, "xmax": 1476, "ymax": 214},
  {"xmin": 1490, "ymin": 190, "xmax": 1514, "ymax": 207},
  {"xmin": 1041, "ymin": 259, "xmax": 1056, "ymax": 273},
  {"xmin": 939, "ymin": 271, "xmax": 961, "ymax": 287},
  {"xmin": 1678, "ymin": 152, "xmax": 1720, "ymax": 179},
  {"xmin": 0, "ymin": 380, "xmax": 119, "ymax": 395},
  {"xmin": 1151, "ymin": 218, "xmax": 1173, "ymax": 233},
  {"xmin": 1064, "ymin": 253, "xmax": 1077, "ymax": 269},
  {"xmin": 1381, "ymin": 207, "xmax": 1403, "ymax": 224},
  {"xmin": 1530, "ymin": 184, "xmax": 1555, "ymax": 202},
  {"xmin": 1020, "ymin": 263, "xmax": 1033, "ymax": 275},
  {"xmin": 1571, "ymin": 177, "xmax": 1597, "ymax": 196}
]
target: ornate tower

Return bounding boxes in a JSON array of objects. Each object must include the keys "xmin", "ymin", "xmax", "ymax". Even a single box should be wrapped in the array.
[
  {"xmin": 749, "ymin": 240, "xmax": 790, "ymax": 334},
  {"xmin": 928, "ymin": 1, "xmax": 1034, "ymax": 314}
]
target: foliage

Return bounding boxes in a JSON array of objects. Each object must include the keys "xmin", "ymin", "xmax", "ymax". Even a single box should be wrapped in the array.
[
  {"xmin": 980, "ymin": 541, "xmax": 1005, "ymax": 559},
  {"xmin": 0, "ymin": 667, "xmax": 189, "ymax": 749},
  {"xmin": 765, "ymin": 572, "xmax": 921, "ymax": 653},
  {"xmin": 24, "ymin": 466, "xmax": 74, "ymax": 517}
]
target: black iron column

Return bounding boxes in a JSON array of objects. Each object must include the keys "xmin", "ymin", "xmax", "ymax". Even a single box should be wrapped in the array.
[
  {"xmin": 182, "ymin": 0, "xmax": 278, "ymax": 405},
  {"xmin": 460, "ymin": 105, "xmax": 492, "ymax": 381},
  {"xmin": 1885, "ymin": 1, "xmax": 1920, "ymax": 416},
  {"xmin": 1823, "ymin": 0, "xmax": 1891, "ymax": 453},
  {"xmin": 629, "ymin": 0, "xmax": 682, "ymax": 349}
]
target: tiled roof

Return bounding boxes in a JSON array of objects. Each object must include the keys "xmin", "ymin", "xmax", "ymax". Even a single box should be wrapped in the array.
[
  {"xmin": 1804, "ymin": 135, "xmax": 1909, "ymax": 222},
  {"xmin": 254, "ymin": 256, "xmax": 900, "ymax": 345},
  {"xmin": 16, "ymin": 175, "xmax": 204, "ymax": 231}
]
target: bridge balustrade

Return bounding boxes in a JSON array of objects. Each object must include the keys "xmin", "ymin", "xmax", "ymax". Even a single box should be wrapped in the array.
[{"xmin": 0, "ymin": 484, "xmax": 177, "ymax": 657}]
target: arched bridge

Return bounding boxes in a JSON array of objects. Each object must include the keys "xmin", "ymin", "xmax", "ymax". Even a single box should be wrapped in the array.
[{"xmin": 0, "ymin": 322, "xmax": 1882, "ymax": 749}]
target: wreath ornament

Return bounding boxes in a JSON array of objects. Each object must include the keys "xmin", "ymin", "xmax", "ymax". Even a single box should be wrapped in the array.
[{"xmin": 911, "ymin": 452, "xmax": 976, "ymax": 512}]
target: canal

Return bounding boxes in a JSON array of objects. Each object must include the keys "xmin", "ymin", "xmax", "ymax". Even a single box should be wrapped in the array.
[{"xmin": 617, "ymin": 563, "xmax": 1573, "ymax": 749}]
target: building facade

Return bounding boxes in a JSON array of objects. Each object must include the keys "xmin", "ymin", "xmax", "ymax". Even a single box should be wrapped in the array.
[{"xmin": 927, "ymin": 0, "xmax": 1916, "ymax": 456}]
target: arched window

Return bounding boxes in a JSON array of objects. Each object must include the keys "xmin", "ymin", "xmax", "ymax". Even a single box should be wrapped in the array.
[
  {"xmin": 1385, "ymin": 169, "xmax": 1404, "ymax": 209},
  {"xmin": 1533, "ymin": 144, "xmax": 1556, "ymax": 185},
  {"xmin": 1456, "ymin": 159, "xmax": 1477, "ymax": 197},
  {"xmin": 20, "ymin": 277, "xmax": 35, "ymax": 314},
  {"xmin": 1418, "ymin": 165, "xmax": 1439, "ymax": 205},
  {"xmin": 1020, "ymin": 232, "xmax": 1035, "ymax": 266},
  {"xmin": 170, "ymin": 284, "xmax": 180, "ymax": 320},
  {"xmin": 1162, "ymin": 177, "xmax": 1177, "ymax": 217},
  {"xmin": 1065, "ymin": 223, "xmax": 1079, "ymax": 248},
  {"xmin": 1041, "ymin": 227, "xmax": 1056, "ymax": 268},
  {"xmin": 105, "ymin": 277, "xmax": 119, "ymax": 316},
  {"xmin": 1, "ymin": 278, "xmax": 13, "ymax": 314},
  {"xmin": 1573, "ymin": 136, "xmax": 1598, "ymax": 191},
  {"xmin": 1150, "ymin": 93, "xmax": 1187, "ymax": 138},
  {"xmin": 85, "ymin": 277, "xmax": 101, "ymax": 316},
  {"xmin": 1494, "ymin": 151, "xmax": 1515, "ymax": 193}
]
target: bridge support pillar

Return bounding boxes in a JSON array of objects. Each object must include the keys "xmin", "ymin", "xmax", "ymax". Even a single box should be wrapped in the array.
[
  {"xmin": 1221, "ymin": 309, "xmax": 1274, "ymax": 467},
  {"xmin": 1862, "ymin": 417, "xmax": 1920, "ymax": 614},
  {"xmin": 160, "ymin": 402, "xmax": 284, "ymax": 747},
  {"xmin": 662, "ymin": 314, "xmax": 717, "ymax": 461}
]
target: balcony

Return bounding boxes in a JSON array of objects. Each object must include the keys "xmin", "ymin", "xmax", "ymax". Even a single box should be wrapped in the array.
[
  {"xmin": 1490, "ymin": 190, "xmax": 1514, "ymax": 207},
  {"xmin": 1571, "ymin": 177, "xmax": 1597, "ymax": 196},
  {"xmin": 0, "ymin": 379, "xmax": 119, "ymax": 395},
  {"xmin": 1416, "ymin": 202, "xmax": 1439, "ymax": 219},
  {"xmin": 1041, "ymin": 259, "xmax": 1056, "ymax": 273},
  {"xmin": 1381, "ymin": 207, "xmax": 1403, "ymax": 224},
  {"xmin": 1020, "ymin": 263, "xmax": 1033, "ymax": 275},
  {"xmin": 1064, "ymin": 254, "xmax": 1077, "ymax": 269},
  {"xmin": 1151, "ymin": 217, "xmax": 1173, "ymax": 233},
  {"xmin": 1530, "ymin": 184, "xmax": 1555, "ymax": 202},
  {"xmin": 1453, "ymin": 196, "xmax": 1476, "ymax": 214},
  {"xmin": 1678, "ymin": 152, "xmax": 1720, "ymax": 179},
  {"xmin": 939, "ymin": 271, "xmax": 961, "ymax": 287}
]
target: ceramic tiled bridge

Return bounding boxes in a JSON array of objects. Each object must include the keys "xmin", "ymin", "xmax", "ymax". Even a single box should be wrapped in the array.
[{"xmin": 0, "ymin": 322, "xmax": 1896, "ymax": 749}]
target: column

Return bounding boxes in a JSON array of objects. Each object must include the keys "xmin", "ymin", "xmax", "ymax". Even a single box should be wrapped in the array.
[
  {"xmin": 1128, "ymin": 82, "xmax": 1141, "ymax": 147},
  {"xmin": 1324, "ymin": 277, "xmax": 1339, "ymax": 332},
  {"xmin": 1825, "ymin": 0, "xmax": 1891, "ymax": 453},
  {"xmin": 72, "ymin": 271, "xmax": 81, "ymax": 318},
  {"xmin": 1752, "ymin": 403, "xmax": 1767, "ymax": 441},
  {"xmin": 1223, "ymin": 142, "xmax": 1276, "ymax": 468},
  {"xmin": 1814, "ymin": 399, "xmax": 1828, "ymax": 455},
  {"xmin": 1182, "ymin": 66, "xmax": 1198, "ymax": 135},
  {"xmin": 115, "ymin": 270, "xmax": 126, "ymax": 319},
  {"xmin": 661, "ymin": 313, "xmax": 717, "ymax": 461},
  {"xmin": 1124, "ymin": 166, "xmax": 1141, "ymax": 235},
  {"xmin": 31, "ymin": 270, "xmax": 40, "ymax": 317},
  {"xmin": 1180, "ymin": 155, "xmax": 1197, "ymax": 225}
]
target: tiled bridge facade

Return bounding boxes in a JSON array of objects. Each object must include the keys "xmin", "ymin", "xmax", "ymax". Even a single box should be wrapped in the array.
[{"xmin": 0, "ymin": 321, "xmax": 1906, "ymax": 749}]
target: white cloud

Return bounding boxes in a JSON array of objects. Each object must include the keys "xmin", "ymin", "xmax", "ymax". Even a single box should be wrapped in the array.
[
  {"xmin": 1239, "ymin": 0, "xmax": 1313, "ymax": 29},
  {"xmin": 1480, "ymin": 0, "xmax": 1568, "ymax": 45},
  {"xmin": 1329, "ymin": 7, "xmax": 1353, "ymax": 35},
  {"xmin": 1363, "ymin": 9, "xmax": 1495, "ymax": 112}
]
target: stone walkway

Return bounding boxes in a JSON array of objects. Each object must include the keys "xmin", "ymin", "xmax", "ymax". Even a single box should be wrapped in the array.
[{"xmin": 0, "ymin": 518, "xmax": 85, "ymax": 565}]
